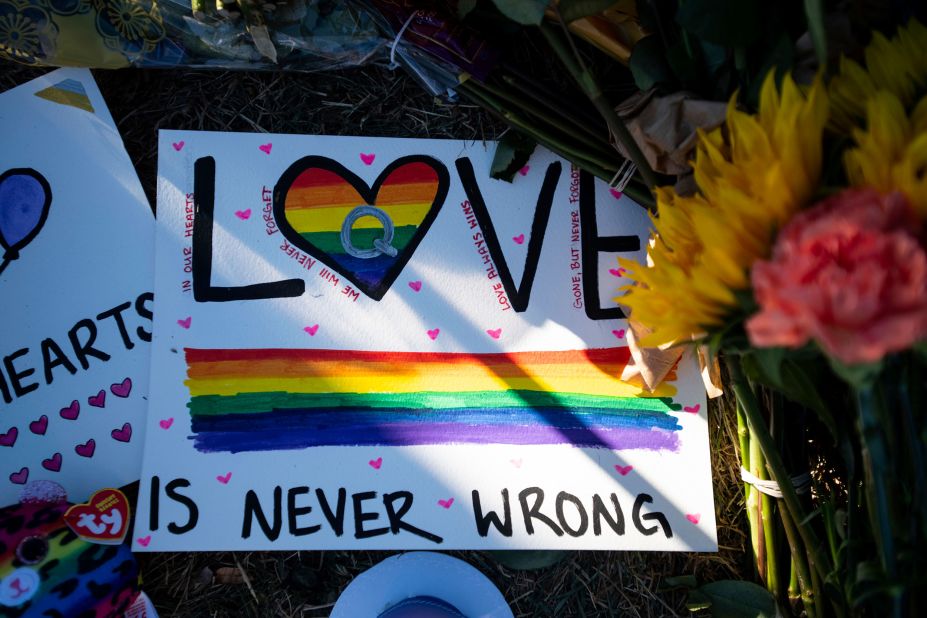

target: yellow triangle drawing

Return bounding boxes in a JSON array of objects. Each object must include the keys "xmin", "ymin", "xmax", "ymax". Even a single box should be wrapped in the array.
[{"xmin": 34, "ymin": 78, "xmax": 94, "ymax": 113}]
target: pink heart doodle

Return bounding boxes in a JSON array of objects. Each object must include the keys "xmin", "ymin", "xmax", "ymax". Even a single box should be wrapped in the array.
[
  {"xmin": 88, "ymin": 390, "xmax": 106, "ymax": 408},
  {"xmin": 59, "ymin": 400, "xmax": 80, "ymax": 420},
  {"xmin": 217, "ymin": 472, "xmax": 232, "ymax": 484},
  {"xmin": 259, "ymin": 143, "xmax": 272, "ymax": 155},
  {"xmin": 512, "ymin": 234, "xmax": 525, "ymax": 245},
  {"xmin": 408, "ymin": 280, "xmax": 422, "ymax": 292},
  {"xmin": 235, "ymin": 209, "xmax": 252, "ymax": 220},
  {"xmin": 609, "ymin": 188, "xmax": 622, "ymax": 199},
  {"xmin": 304, "ymin": 324, "xmax": 319, "ymax": 336},
  {"xmin": 0, "ymin": 427, "xmax": 17, "ymax": 447},
  {"xmin": 510, "ymin": 458, "xmax": 523, "ymax": 468},
  {"xmin": 519, "ymin": 165, "xmax": 530, "ymax": 176},
  {"xmin": 159, "ymin": 418, "xmax": 174, "ymax": 430},
  {"xmin": 9, "ymin": 467, "xmax": 28, "ymax": 485},
  {"xmin": 684, "ymin": 404, "xmax": 701, "ymax": 414},
  {"xmin": 42, "ymin": 452, "xmax": 62, "ymax": 472},
  {"xmin": 614, "ymin": 465, "xmax": 634, "ymax": 476},
  {"xmin": 686, "ymin": 513, "xmax": 701, "ymax": 524},
  {"xmin": 427, "ymin": 328, "xmax": 440, "ymax": 340},
  {"xmin": 111, "ymin": 423, "xmax": 132, "ymax": 443},
  {"xmin": 30, "ymin": 416, "xmax": 48, "ymax": 435},
  {"xmin": 172, "ymin": 141, "xmax": 184, "ymax": 151},
  {"xmin": 612, "ymin": 329, "xmax": 625, "ymax": 339},
  {"xmin": 137, "ymin": 536, "xmax": 151, "ymax": 547},
  {"xmin": 369, "ymin": 457, "xmax": 382, "ymax": 470},
  {"xmin": 111, "ymin": 378, "xmax": 132, "ymax": 398},
  {"xmin": 438, "ymin": 498, "xmax": 454, "ymax": 509},
  {"xmin": 360, "ymin": 153, "xmax": 376, "ymax": 165},
  {"xmin": 75, "ymin": 439, "xmax": 96, "ymax": 458},
  {"xmin": 177, "ymin": 317, "xmax": 192, "ymax": 329},
  {"xmin": 608, "ymin": 268, "xmax": 626, "ymax": 277},
  {"xmin": 486, "ymin": 328, "xmax": 502, "ymax": 339}
]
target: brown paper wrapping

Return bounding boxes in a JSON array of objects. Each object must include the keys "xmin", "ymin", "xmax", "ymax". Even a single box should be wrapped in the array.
[{"xmin": 613, "ymin": 90, "xmax": 726, "ymax": 176}]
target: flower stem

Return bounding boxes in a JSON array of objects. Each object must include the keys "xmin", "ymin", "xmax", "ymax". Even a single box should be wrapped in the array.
[
  {"xmin": 780, "ymin": 503, "xmax": 816, "ymax": 618},
  {"xmin": 898, "ymin": 360, "xmax": 927, "ymax": 536},
  {"xmin": 729, "ymin": 358, "xmax": 833, "ymax": 583},
  {"xmin": 748, "ymin": 421, "xmax": 767, "ymax": 584},
  {"xmin": 856, "ymin": 384, "xmax": 900, "ymax": 615},
  {"xmin": 479, "ymin": 79, "xmax": 613, "ymax": 149},
  {"xmin": 456, "ymin": 80, "xmax": 656, "ymax": 211},
  {"xmin": 788, "ymin": 560, "xmax": 800, "ymax": 610},
  {"xmin": 761, "ymin": 489, "xmax": 780, "ymax": 598},
  {"xmin": 538, "ymin": 21, "xmax": 659, "ymax": 190},
  {"xmin": 737, "ymin": 402, "xmax": 761, "ymax": 578}
]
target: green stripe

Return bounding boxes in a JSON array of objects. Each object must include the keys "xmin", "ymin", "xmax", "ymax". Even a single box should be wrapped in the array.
[
  {"xmin": 299, "ymin": 225, "xmax": 419, "ymax": 254},
  {"xmin": 188, "ymin": 390, "xmax": 678, "ymax": 416}
]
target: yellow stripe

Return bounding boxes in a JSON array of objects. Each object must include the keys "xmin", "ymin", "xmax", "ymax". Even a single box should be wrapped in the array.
[
  {"xmin": 285, "ymin": 182, "xmax": 440, "ymax": 210},
  {"xmin": 285, "ymin": 202, "xmax": 432, "ymax": 232},
  {"xmin": 185, "ymin": 374, "xmax": 675, "ymax": 398}
]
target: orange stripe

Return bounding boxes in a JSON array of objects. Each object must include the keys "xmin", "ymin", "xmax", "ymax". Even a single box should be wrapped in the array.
[{"xmin": 187, "ymin": 358, "xmax": 631, "ymax": 380}]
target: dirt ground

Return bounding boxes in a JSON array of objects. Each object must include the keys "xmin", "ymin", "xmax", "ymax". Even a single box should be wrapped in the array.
[{"xmin": 0, "ymin": 63, "xmax": 749, "ymax": 617}]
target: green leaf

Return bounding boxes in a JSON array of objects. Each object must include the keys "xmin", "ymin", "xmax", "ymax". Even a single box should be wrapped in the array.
[
  {"xmin": 559, "ymin": 0, "xmax": 617, "ymax": 22},
  {"xmin": 914, "ymin": 341, "xmax": 927, "ymax": 363},
  {"xmin": 676, "ymin": 0, "xmax": 761, "ymax": 48},
  {"xmin": 828, "ymin": 357, "xmax": 883, "ymax": 388},
  {"xmin": 855, "ymin": 560, "xmax": 883, "ymax": 582},
  {"xmin": 743, "ymin": 34, "xmax": 794, "ymax": 109},
  {"xmin": 629, "ymin": 36, "xmax": 675, "ymax": 91},
  {"xmin": 457, "ymin": 0, "xmax": 479, "ymax": 18},
  {"xmin": 698, "ymin": 39, "xmax": 729, "ymax": 77},
  {"xmin": 486, "ymin": 550, "xmax": 570, "ymax": 570},
  {"xmin": 751, "ymin": 347, "xmax": 785, "ymax": 386},
  {"xmin": 663, "ymin": 574, "xmax": 699, "ymax": 589},
  {"xmin": 491, "ymin": 0, "xmax": 548, "ymax": 25},
  {"xmin": 803, "ymin": 0, "xmax": 827, "ymax": 67},
  {"xmin": 740, "ymin": 353, "xmax": 838, "ymax": 442},
  {"xmin": 685, "ymin": 589, "xmax": 712, "ymax": 612},
  {"xmin": 490, "ymin": 132, "xmax": 537, "ymax": 182},
  {"xmin": 696, "ymin": 580, "xmax": 777, "ymax": 617},
  {"xmin": 666, "ymin": 40, "xmax": 700, "ymax": 86}
]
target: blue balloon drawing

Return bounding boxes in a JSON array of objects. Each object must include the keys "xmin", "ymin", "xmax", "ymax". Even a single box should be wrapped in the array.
[{"xmin": 0, "ymin": 169, "xmax": 52, "ymax": 277}]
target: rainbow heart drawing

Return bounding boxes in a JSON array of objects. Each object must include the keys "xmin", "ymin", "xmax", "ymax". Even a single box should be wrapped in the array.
[{"xmin": 272, "ymin": 156, "xmax": 450, "ymax": 300}]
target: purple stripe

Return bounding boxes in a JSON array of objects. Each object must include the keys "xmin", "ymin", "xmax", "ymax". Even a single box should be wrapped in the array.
[{"xmin": 191, "ymin": 422, "xmax": 680, "ymax": 453}]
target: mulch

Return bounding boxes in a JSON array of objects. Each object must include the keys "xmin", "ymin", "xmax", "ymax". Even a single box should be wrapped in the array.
[{"xmin": 0, "ymin": 62, "xmax": 750, "ymax": 617}]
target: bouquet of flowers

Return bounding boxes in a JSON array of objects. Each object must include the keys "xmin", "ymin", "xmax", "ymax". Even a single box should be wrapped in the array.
[{"xmin": 620, "ymin": 19, "xmax": 927, "ymax": 616}]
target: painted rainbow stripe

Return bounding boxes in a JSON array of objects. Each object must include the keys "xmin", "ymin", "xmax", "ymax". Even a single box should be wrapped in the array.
[
  {"xmin": 282, "ymin": 162, "xmax": 440, "ymax": 288},
  {"xmin": 184, "ymin": 347, "xmax": 683, "ymax": 453}
]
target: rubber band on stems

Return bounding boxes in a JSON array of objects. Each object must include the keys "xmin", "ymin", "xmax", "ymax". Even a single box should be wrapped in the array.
[
  {"xmin": 740, "ymin": 467, "xmax": 811, "ymax": 499},
  {"xmin": 387, "ymin": 11, "xmax": 422, "ymax": 70},
  {"xmin": 608, "ymin": 159, "xmax": 637, "ymax": 194}
]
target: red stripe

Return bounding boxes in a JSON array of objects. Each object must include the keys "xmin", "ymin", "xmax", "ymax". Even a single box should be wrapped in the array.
[
  {"xmin": 185, "ymin": 347, "xmax": 631, "ymax": 366},
  {"xmin": 380, "ymin": 162, "xmax": 439, "ymax": 185},
  {"xmin": 289, "ymin": 163, "xmax": 439, "ymax": 190},
  {"xmin": 290, "ymin": 168, "xmax": 349, "ymax": 189}
]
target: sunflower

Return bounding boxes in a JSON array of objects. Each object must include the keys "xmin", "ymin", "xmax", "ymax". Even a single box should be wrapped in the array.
[
  {"xmin": 828, "ymin": 19, "xmax": 927, "ymax": 134},
  {"xmin": 618, "ymin": 73, "xmax": 828, "ymax": 347},
  {"xmin": 833, "ymin": 19, "xmax": 927, "ymax": 218}
]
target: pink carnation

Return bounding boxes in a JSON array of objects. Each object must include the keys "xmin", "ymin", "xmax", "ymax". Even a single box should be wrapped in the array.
[{"xmin": 746, "ymin": 189, "xmax": 927, "ymax": 365}]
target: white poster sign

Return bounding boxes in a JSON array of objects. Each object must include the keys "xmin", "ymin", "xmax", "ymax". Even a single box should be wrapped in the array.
[
  {"xmin": 135, "ymin": 130, "xmax": 715, "ymax": 551},
  {"xmin": 0, "ymin": 69, "xmax": 153, "ymax": 504}
]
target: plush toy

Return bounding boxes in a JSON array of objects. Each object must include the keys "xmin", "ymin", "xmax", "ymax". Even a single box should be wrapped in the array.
[{"xmin": 0, "ymin": 481, "xmax": 141, "ymax": 617}]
